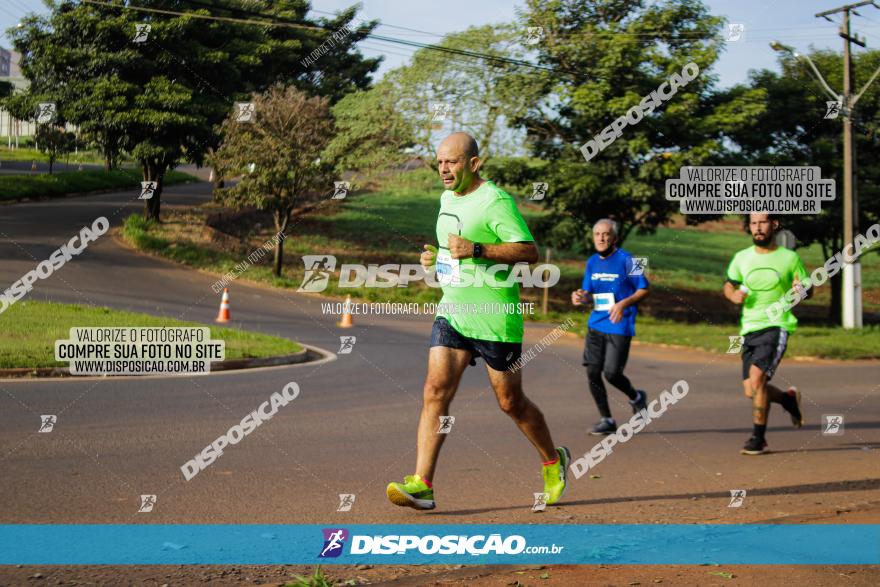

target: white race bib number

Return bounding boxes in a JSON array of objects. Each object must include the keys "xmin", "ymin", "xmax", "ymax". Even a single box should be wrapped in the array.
[
  {"xmin": 593, "ymin": 292, "xmax": 615, "ymax": 311},
  {"xmin": 436, "ymin": 249, "xmax": 461, "ymax": 286}
]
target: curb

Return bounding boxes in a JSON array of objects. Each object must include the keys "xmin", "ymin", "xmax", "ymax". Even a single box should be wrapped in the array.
[{"xmin": 0, "ymin": 348, "xmax": 315, "ymax": 379}]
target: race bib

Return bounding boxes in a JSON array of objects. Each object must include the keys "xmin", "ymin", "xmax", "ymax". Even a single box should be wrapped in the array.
[
  {"xmin": 436, "ymin": 249, "xmax": 461, "ymax": 286},
  {"xmin": 593, "ymin": 292, "xmax": 615, "ymax": 311}
]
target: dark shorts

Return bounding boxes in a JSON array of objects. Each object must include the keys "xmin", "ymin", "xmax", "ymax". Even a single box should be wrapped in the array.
[
  {"xmin": 581, "ymin": 328, "xmax": 632, "ymax": 374},
  {"xmin": 741, "ymin": 327, "xmax": 789, "ymax": 380},
  {"xmin": 430, "ymin": 317, "xmax": 522, "ymax": 371}
]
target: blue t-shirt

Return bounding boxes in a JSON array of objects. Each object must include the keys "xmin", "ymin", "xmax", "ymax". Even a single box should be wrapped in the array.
[{"xmin": 581, "ymin": 248, "xmax": 649, "ymax": 337}]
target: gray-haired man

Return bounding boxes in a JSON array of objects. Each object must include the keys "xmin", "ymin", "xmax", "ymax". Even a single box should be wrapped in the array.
[{"xmin": 571, "ymin": 219, "xmax": 651, "ymax": 435}]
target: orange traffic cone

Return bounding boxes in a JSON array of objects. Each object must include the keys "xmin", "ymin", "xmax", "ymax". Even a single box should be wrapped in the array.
[
  {"xmin": 31, "ymin": 160, "xmax": 37, "ymax": 171},
  {"xmin": 338, "ymin": 295, "xmax": 354, "ymax": 328},
  {"xmin": 215, "ymin": 288, "xmax": 231, "ymax": 323}
]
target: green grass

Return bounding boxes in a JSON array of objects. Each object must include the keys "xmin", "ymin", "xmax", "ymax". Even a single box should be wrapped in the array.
[
  {"xmin": 122, "ymin": 211, "xmax": 444, "ymax": 307},
  {"xmin": 120, "ymin": 169, "xmax": 880, "ymax": 359},
  {"xmin": 535, "ymin": 311, "xmax": 880, "ymax": 360},
  {"xmin": 0, "ymin": 300, "xmax": 301, "ymax": 369},
  {"xmin": 0, "ymin": 146, "xmax": 111, "ymax": 165},
  {"xmin": 286, "ymin": 567, "xmax": 337, "ymax": 587},
  {"xmin": 624, "ymin": 225, "xmax": 880, "ymax": 293},
  {"xmin": 0, "ymin": 169, "xmax": 198, "ymax": 202}
]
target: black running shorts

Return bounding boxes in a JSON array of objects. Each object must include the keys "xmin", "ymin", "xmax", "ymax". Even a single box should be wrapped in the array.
[
  {"xmin": 430, "ymin": 317, "xmax": 522, "ymax": 371},
  {"xmin": 581, "ymin": 328, "xmax": 632, "ymax": 373},
  {"xmin": 741, "ymin": 326, "xmax": 789, "ymax": 380}
]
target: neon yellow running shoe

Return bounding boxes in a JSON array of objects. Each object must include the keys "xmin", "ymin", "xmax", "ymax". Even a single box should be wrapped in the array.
[
  {"xmin": 386, "ymin": 474, "xmax": 435, "ymax": 510},
  {"xmin": 542, "ymin": 447, "xmax": 570, "ymax": 505}
]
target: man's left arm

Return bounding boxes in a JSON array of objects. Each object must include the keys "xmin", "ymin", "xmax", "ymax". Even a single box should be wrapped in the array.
[
  {"xmin": 792, "ymin": 254, "xmax": 813, "ymax": 301},
  {"xmin": 609, "ymin": 288, "xmax": 650, "ymax": 324},
  {"xmin": 447, "ymin": 196, "xmax": 538, "ymax": 263},
  {"xmin": 609, "ymin": 263, "xmax": 650, "ymax": 323},
  {"xmin": 447, "ymin": 235, "xmax": 538, "ymax": 263}
]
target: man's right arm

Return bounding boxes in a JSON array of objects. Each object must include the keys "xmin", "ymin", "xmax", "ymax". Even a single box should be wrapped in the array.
[
  {"xmin": 724, "ymin": 280, "xmax": 746, "ymax": 305},
  {"xmin": 572, "ymin": 260, "xmax": 592, "ymax": 306},
  {"xmin": 421, "ymin": 245, "xmax": 437, "ymax": 269},
  {"xmin": 724, "ymin": 254, "xmax": 746, "ymax": 304}
]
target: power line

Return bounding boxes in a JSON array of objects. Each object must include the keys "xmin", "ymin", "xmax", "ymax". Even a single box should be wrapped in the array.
[
  {"xmin": 307, "ymin": 7, "xmax": 445, "ymax": 39},
  {"xmin": 81, "ymin": 0, "xmax": 580, "ymax": 79},
  {"xmin": 358, "ymin": 40, "xmax": 507, "ymax": 77}
]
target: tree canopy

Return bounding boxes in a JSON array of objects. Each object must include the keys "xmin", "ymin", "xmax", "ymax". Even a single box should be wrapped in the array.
[{"xmin": 9, "ymin": 0, "xmax": 379, "ymax": 220}]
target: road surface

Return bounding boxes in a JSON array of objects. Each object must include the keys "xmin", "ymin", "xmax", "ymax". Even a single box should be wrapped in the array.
[{"xmin": 1, "ymin": 182, "xmax": 878, "ymax": 584}]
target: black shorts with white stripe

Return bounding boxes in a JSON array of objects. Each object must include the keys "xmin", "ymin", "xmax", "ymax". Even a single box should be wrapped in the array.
[{"xmin": 741, "ymin": 326, "xmax": 789, "ymax": 380}]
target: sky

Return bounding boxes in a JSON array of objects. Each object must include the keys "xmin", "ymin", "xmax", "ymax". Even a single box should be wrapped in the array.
[{"xmin": 2, "ymin": 0, "xmax": 880, "ymax": 89}]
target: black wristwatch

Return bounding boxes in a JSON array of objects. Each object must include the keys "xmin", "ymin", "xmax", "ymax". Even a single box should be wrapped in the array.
[{"xmin": 472, "ymin": 242, "xmax": 483, "ymax": 259}]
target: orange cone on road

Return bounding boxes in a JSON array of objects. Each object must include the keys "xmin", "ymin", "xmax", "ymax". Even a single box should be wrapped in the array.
[
  {"xmin": 215, "ymin": 288, "xmax": 231, "ymax": 323},
  {"xmin": 31, "ymin": 160, "xmax": 37, "ymax": 172},
  {"xmin": 338, "ymin": 295, "xmax": 354, "ymax": 328}
]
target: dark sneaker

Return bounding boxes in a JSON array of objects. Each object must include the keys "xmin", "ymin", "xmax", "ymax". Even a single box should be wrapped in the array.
[
  {"xmin": 629, "ymin": 390, "xmax": 648, "ymax": 414},
  {"xmin": 784, "ymin": 387, "xmax": 804, "ymax": 428},
  {"xmin": 589, "ymin": 418, "xmax": 617, "ymax": 436},
  {"xmin": 740, "ymin": 435, "xmax": 768, "ymax": 455}
]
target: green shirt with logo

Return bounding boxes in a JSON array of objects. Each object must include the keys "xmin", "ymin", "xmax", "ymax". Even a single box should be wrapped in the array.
[
  {"xmin": 434, "ymin": 180, "xmax": 534, "ymax": 342},
  {"xmin": 726, "ymin": 246, "xmax": 808, "ymax": 335}
]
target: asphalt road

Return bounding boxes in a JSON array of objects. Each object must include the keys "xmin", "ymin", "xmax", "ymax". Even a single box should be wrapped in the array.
[{"xmin": 1, "ymin": 182, "xmax": 878, "ymax": 530}]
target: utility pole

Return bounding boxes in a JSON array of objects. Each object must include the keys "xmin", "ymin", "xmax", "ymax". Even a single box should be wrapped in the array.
[{"xmin": 815, "ymin": 1, "xmax": 878, "ymax": 328}]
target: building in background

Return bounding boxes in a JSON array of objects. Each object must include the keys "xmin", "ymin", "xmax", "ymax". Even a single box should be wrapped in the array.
[
  {"xmin": 0, "ymin": 47, "xmax": 11, "ymax": 77},
  {"xmin": 1, "ymin": 47, "xmax": 37, "ymax": 146},
  {"xmin": 0, "ymin": 47, "xmax": 27, "ymax": 89}
]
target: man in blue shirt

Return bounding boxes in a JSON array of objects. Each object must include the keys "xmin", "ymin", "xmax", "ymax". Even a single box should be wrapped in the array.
[{"xmin": 571, "ymin": 219, "xmax": 651, "ymax": 435}]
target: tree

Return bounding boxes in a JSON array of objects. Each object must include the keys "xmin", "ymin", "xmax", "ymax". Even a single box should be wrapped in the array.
[
  {"xmin": 211, "ymin": 86, "xmax": 334, "ymax": 276},
  {"xmin": 514, "ymin": 0, "xmax": 763, "ymax": 251},
  {"xmin": 327, "ymin": 24, "xmax": 542, "ymax": 173},
  {"xmin": 187, "ymin": 1, "xmax": 382, "ymax": 193},
  {"xmin": 35, "ymin": 125, "xmax": 75, "ymax": 174},
  {"xmin": 9, "ymin": 0, "xmax": 379, "ymax": 221},
  {"xmin": 722, "ymin": 49, "xmax": 880, "ymax": 322},
  {"xmin": 387, "ymin": 24, "xmax": 540, "ymax": 164},
  {"xmin": 324, "ymin": 80, "xmax": 414, "ymax": 180}
]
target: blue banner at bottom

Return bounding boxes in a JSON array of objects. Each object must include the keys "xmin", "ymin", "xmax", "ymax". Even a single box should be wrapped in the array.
[{"xmin": 0, "ymin": 524, "xmax": 876, "ymax": 565}]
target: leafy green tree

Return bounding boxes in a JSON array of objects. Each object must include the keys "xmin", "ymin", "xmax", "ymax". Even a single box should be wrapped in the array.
[
  {"xmin": 35, "ymin": 125, "xmax": 75, "ymax": 174},
  {"xmin": 479, "ymin": 156, "xmax": 549, "ymax": 195},
  {"xmin": 211, "ymin": 86, "xmax": 334, "ymax": 276},
  {"xmin": 515, "ymin": 0, "xmax": 764, "ymax": 251},
  {"xmin": 329, "ymin": 24, "xmax": 542, "ymax": 173},
  {"xmin": 388, "ymin": 24, "xmax": 539, "ymax": 162},
  {"xmin": 723, "ymin": 49, "xmax": 880, "ymax": 322},
  {"xmin": 9, "ymin": 0, "xmax": 378, "ymax": 221},
  {"xmin": 324, "ymin": 80, "xmax": 413, "ymax": 180}
]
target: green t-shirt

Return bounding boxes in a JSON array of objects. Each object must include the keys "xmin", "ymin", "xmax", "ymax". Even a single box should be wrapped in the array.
[
  {"xmin": 434, "ymin": 180, "xmax": 534, "ymax": 342},
  {"xmin": 726, "ymin": 246, "xmax": 808, "ymax": 335}
]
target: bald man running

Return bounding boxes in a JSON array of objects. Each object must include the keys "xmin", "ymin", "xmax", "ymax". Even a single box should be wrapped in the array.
[{"xmin": 386, "ymin": 132, "xmax": 570, "ymax": 510}]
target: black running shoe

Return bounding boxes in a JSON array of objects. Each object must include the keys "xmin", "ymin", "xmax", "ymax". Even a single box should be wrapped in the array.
[
  {"xmin": 740, "ymin": 435, "xmax": 768, "ymax": 455},
  {"xmin": 629, "ymin": 389, "xmax": 648, "ymax": 414},
  {"xmin": 784, "ymin": 387, "xmax": 804, "ymax": 429},
  {"xmin": 590, "ymin": 418, "xmax": 617, "ymax": 436}
]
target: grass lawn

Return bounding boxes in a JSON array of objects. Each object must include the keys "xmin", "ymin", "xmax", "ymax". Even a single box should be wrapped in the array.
[
  {"xmin": 0, "ymin": 300, "xmax": 301, "ymax": 369},
  {"xmin": 0, "ymin": 146, "xmax": 112, "ymax": 165},
  {"xmin": 120, "ymin": 169, "xmax": 880, "ymax": 359},
  {"xmin": 0, "ymin": 169, "xmax": 198, "ymax": 202},
  {"xmin": 534, "ymin": 311, "xmax": 880, "ymax": 360}
]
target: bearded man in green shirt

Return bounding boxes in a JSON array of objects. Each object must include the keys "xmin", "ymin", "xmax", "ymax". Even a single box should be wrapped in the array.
[
  {"xmin": 386, "ymin": 132, "xmax": 570, "ymax": 510},
  {"xmin": 723, "ymin": 213, "xmax": 807, "ymax": 455}
]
